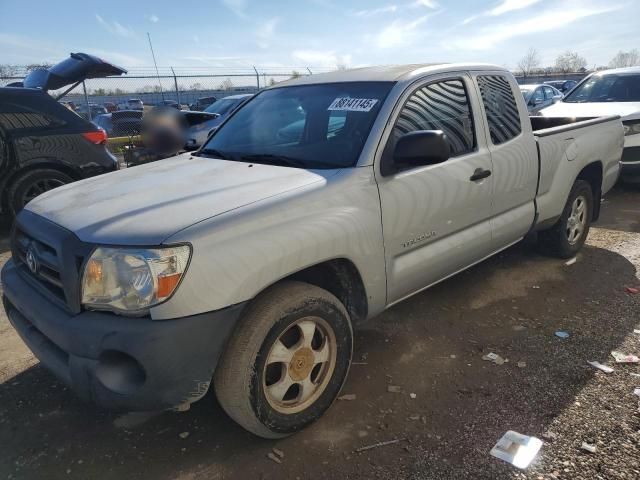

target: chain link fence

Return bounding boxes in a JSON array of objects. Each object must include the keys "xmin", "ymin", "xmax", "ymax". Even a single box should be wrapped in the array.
[{"xmin": 0, "ymin": 66, "xmax": 335, "ymax": 117}]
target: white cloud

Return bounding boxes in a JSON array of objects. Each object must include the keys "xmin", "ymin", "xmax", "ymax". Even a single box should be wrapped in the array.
[
  {"xmin": 291, "ymin": 50, "xmax": 352, "ymax": 68},
  {"xmin": 411, "ymin": 0, "xmax": 438, "ymax": 8},
  {"xmin": 95, "ymin": 14, "xmax": 135, "ymax": 38},
  {"xmin": 376, "ymin": 16, "xmax": 429, "ymax": 48},
  {"xmin": 353, "ymin": 5, "xmax": 398, "ymax": 17},
  {"xmin": 454, "ymin": 4, "xmax": 623, "ymax": 50},
  {"xmin": 490, "ymin": 0, "xmax": 542, "ymax": 16},
  {"xmin": 146, "ymin": 14, "xmax": 159, "ymax": 23},
  {"xmin": 222, "ymin": 0, "xmax": 248, "ymax": 18},
  {"xmin": 256, "ymin": 18, "xmax": 279, "ymax": 49}
]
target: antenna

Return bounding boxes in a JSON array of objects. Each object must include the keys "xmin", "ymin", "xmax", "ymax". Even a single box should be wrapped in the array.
[{"xmin": 147, "ymin": 32, "xmax": 165, "ymax": 101}]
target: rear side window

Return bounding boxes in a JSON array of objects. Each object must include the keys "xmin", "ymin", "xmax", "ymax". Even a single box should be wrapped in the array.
[
  {"xmin": 393, "ymin": 79, "xmax": 475, "ymax": 156},
  {"xmin": 0, "ymin": 112, "xmax": 63, "ymax": 131},
  {"xmin": 477, "ymin": 75, "xmax": 522, "ymax": 145}
]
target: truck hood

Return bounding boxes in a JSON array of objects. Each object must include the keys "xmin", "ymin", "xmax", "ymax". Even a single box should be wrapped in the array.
[
  {"xmin": 540, "ymin": 101, "xmax": 640, "ymax": 121},
  {"xmin": 26, "ymin": 153, "xmax": 334, "ymax": 245},
  {"xmin": 23, "ymin": 53, "xmax": 127, "ymax": 91}
]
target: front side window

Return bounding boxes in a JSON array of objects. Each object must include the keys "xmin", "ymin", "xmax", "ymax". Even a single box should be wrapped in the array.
[
  {"xmin": 477, "ymin": 75, "xmax": 522, "ymax": 145},
  {"xmin": 543, "ymin": 86, "xmax": 556, "ymax": 100},
  {"xmin": 564, "ymin": 74, "xmax": 640, "ymax": 103},
  {"xmin": 392, "ymin": 79, "xmax": 476, "ymax": 157},
  {"xmin": 201, "ymin": 82, "xmax": 394, "ymax": 169}
]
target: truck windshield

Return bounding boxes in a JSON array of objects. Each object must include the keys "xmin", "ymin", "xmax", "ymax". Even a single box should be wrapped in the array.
[
  {"xmin": 564, "ymin": 74, "xmax": 640, "ymax": 103},
  {"xmin": 199, "ymin": 82, "xmax": 394, "ymax": 169}
]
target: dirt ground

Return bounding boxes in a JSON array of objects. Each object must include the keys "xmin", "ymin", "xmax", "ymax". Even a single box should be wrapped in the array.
[{"xmin": 1, "ymin": 185, "xmax": 639, "ymax": 480}]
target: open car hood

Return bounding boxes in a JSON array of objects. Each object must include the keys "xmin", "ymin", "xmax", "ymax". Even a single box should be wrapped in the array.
[{"xmin": 23, "ymin": 53, "xmax": 127, "ymax": 91}]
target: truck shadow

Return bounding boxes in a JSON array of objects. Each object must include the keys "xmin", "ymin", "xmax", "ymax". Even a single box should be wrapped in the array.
[{"xmin": 0, "ymin": 241, "xmax": 638, "ymax": 479}]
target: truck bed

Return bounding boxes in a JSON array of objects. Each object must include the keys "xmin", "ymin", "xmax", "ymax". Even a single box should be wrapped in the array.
[{"xmin": 532, "ymin": 115, "xmax": 623, "ymax": 228}]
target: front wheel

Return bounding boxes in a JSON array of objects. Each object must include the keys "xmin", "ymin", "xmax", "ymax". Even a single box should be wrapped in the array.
[
  {"xmin": 538, "ymin": 179, "xmax": 593, "ymax": 258},
  {"xmin": 214, "ymin": 281, "xmax": 353, "ymax": 439}
]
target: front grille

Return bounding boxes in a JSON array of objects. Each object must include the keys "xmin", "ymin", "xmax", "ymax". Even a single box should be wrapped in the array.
[
  {"xmin": 13, "ymin": 229, "xmax": 66, "ymax": 301},
  {"xmin": 10, "ymin": 210, "xmax": 94, "ymax": 314}
]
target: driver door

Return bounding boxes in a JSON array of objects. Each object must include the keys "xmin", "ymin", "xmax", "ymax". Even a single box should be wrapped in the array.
[{"xmin": 375, "ymin": 74, "xmax": 495, "ymax": 305}]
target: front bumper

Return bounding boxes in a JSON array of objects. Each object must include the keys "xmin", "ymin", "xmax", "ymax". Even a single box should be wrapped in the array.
[
  {"xmin": 621, "ymin": 146, "xmax": 640, "ymax": 182},
  {"xmin": 2, "ymin": 259, "xmax": 244, "ymax": 411}
]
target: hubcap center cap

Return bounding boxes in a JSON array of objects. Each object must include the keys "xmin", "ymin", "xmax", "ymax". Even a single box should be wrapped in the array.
[{"xmin": 289, "ymin": 347, "xmax": 315, "ymax": 381}]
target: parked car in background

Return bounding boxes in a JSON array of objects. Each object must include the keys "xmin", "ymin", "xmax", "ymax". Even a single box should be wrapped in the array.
[
  {"xmin": 541, "ymin": 67, "xmax": 640, "ymax": 182},
  {"xmin": 93, "ymin": 110, "xmax": 143, "ymax": 137},
  {"xmin": 103, "ymin": 102, "xmax": 118, "ymax": 112},
  {"xmin": 156, "ymin": 100, "xmax": 181, "ymax": 110},
  {"xmin": 76, "ymin": 103, "xmax": 108, "ymax": 120},
  {"xmin": 520, "ymin": 84, "xmax": 563, "ymax": 114},
  {"xmin": 1, "ymin": 64, "xmax": 623, "ymax": 439},
  {"xmin": 544, "ymin": 80, "xmax": 578, "ymax": 94},
  {"xmin": 0, "ymin": 53, "xmax": 124, "ymax": 216},
  {"xmin": 185, "ymin": 94, "xmax": 253, "ymax": 149},
  {"xmin": 189, "ymin": 96, "xmax": 217, "ymax": 111},
  {"xmin": 119, "ymin": 98, "xmax": 143, "ymax": 111}
]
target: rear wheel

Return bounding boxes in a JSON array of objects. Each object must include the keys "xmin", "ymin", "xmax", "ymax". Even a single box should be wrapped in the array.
[
  {"xmin": 214, "ymin": 281, "xmax": 353, "ymax": 438},
  {"xmin": 538, "ymin": 179, "xmax": 593, "ymax": 258},
  {"xmin": 8, "ymin": 169, "xmax": 73, "ymax": 216}
]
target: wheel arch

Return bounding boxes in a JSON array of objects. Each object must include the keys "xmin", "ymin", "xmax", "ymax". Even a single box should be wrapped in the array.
[
  {"xmin": 576, "ymin": 161, "xmax": 603, "ymax": 221},
  {"xmin": 251, "ymin": 258, "xmax": 369, "ymax": 325}
]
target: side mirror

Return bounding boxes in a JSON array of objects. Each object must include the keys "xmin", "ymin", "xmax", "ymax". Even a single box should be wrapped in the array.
[{"xmin": 381, "ymin": 130, "xmax": 450, "ymax": 176}]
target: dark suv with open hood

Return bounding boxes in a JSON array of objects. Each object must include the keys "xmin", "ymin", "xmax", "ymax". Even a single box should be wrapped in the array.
[{"xmin": 0, "ymin": 53, "xmax": 126, "ymax": 216}]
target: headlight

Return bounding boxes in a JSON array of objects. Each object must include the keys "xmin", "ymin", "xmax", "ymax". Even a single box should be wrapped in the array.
[
  {"xmin": 623, "ymin": 121, "xmax": 640, "ymax": 136},
  {"xmin": 81, "ymin": 245, "xmax": 191, "ymax": 315}
]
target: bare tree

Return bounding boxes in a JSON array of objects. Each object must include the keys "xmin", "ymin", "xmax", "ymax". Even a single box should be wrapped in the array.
[
  {"xmin": 518, "ymin": 48, "xmax": 541, "ymax": 78},
  {"xmin": 609, "ymin": 49, "xmax": 640, "ymax": 68},
  {"xmin": 219, "ymin": 78, "xmax": 234, "ymax": 91},
  {"xmin": 25, "ymin": 63, "xmax": 53, "ymax": 73},
  {"xmin": 0, "ymin": 64, "xmax": 19, "ymax": 78},
  {"xmin": 555, "ymin": 51, "xmax": 587, "ymax": 74},
  {"xmin": 290, "ymin": 70, "xmax": 302, "ymax": 79}
]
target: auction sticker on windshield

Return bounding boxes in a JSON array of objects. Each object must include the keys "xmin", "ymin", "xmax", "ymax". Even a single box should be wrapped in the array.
[{"xmin": 328, "ymin": 97, "xmax": 379, "ymax": 112}]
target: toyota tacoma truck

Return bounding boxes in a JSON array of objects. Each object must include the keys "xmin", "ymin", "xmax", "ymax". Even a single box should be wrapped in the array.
[{"xmin": 1, "ymin": 64, "xmax": 623, "ymax": 439}]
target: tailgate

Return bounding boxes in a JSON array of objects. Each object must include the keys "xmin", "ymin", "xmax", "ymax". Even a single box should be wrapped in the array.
[{"xmin": 534, "ymin": 115, "xmax": 624, "ymax": 225}]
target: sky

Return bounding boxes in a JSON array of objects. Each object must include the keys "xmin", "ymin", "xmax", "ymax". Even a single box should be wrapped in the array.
[{"xmin": 0, "ymin": 0, "xmax": 637, "ymax": 72}]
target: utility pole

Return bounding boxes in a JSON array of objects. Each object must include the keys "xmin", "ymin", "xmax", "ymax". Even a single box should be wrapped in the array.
[{"xmin": 147, "ymin": 32, "xmax": 164, "ymax": 101}]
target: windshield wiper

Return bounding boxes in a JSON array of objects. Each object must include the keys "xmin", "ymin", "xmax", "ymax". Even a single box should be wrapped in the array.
[
  {"xmin": 239, "ymin": 154, "xmax": 307, "ymax": 168},
  {"xmin": 195, "ymin": 148, "xmax": 229, "ymax": 160}
]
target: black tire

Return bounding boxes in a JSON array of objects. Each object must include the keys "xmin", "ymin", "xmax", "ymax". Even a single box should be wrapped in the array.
[
  {"xmin": 8, "ymin": 169, "xmax": 73, "ymax": 216},
  {"xmin": 538, "ymin": 179, "xmax": 593, "ymax": 258},
  {"xmin": 214, "ymin": 281, "xmax": 353, "ymax": 439}
]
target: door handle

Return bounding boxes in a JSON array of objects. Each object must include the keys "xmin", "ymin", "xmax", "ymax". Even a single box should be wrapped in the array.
[{"xmin": 469, "ymin": 168, "xmax": 492, "ymax": 182}]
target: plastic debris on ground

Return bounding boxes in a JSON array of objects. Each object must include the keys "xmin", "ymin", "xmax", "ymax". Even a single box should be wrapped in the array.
[
  {"xmin": 267, "ymin": 452, "xmax": 282, "ymax": 464},
  {"xmin": 555, "ymin": 331, "xmax": 570, "ymax": 339},
  {"xmin": 482, "ymin": 352, "xmax": 506, "ymax": 365},
  {"xmin": 634, "ymin": 329, "xmax": 640, "ymax": 335},
  {"xmin": 634, "ymin": 388, "xmax": 640, "ymax": 398},
  {"xmin": 565, "ymin": 257, "xmax": 577, "ymax": 266},
  {"xmin": 338, "ymin": 394, "xmax": 356, "ymax": 401},
  {"xmin": 490, "ymin": 431, "xmax": 542, "ymax": 469},
  {"xmin": 581, "ymin": 442, "xmax": 597, "ymax": 454},
  {"xmin": 625, "ymin": 287, "xmax": 639, "ymax": 294},
  {"xmin": 409, "ymin": 393, "xmax": 417, "ymax": 399},
  {"xmin": 611, "ymin": 351, "xmax": 640, "ymax": 363},
  {"xmin": 587, "ymin": 361, "xmax": 614, "ymax": 373}
]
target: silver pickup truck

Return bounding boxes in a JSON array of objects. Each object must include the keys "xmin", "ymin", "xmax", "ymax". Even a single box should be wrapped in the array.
[{"xmin": 1, "ymin": 64, "xmax": 623, "ymax": 439}]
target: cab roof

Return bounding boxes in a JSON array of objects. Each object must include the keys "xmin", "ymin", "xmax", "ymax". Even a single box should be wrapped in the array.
[{"xmin": 275, "ymin": 63, "xmax": 508, "ymax": 87}]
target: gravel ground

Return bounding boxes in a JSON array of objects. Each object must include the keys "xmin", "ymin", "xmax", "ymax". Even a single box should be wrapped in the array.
[{"xmin": 0, "ymin": 184, "xmax": 639, "ymax": 480}]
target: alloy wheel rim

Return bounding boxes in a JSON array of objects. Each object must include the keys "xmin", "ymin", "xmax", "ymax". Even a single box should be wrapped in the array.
[
  {"xmin": 22, "ymin": 179, "xmax": 66, "ymax": 205},
  {"xmin": 262, "ymin": 316, "xmax": 337, "ymax": 414},
  {"xmin": 566, "ymin": 195, "xmax": 587, "ymax": 245}
]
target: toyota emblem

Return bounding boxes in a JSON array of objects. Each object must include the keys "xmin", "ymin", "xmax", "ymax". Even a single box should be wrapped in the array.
[{"xmin": 25, "ymin": 247, "xmax": 38, "ymax": 274}]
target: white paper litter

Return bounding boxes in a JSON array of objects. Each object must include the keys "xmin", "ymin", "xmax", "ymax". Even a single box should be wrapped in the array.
[
  {"xmin": 587, "ymin": 361, "xmax": 614, "ymax": 373},
  {"xmin": 490, "ymin": 431, "xmax": 542, "ymax": 469},
  {"xmin": 611, "ymin": 351, "xmax": 640, "ymax": 363}
]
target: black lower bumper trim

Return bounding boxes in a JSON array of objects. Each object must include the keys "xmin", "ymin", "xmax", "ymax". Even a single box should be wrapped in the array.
[{"xmin": 2, "ymin": 259, "xmax": 246, "ymax": 411}]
